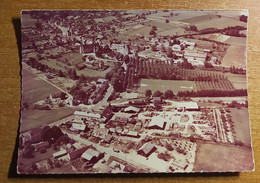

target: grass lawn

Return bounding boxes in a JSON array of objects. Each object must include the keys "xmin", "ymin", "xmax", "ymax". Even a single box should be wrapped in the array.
[
  {"xmin": 230, "ymin": 108, "xmax": 252, "ymax": 146},
  {"xmin": 193, "ymin": 142, "xmax": 254, "ymax": 172},
  {"xmin": 20, "ymin": 108, "xmax": 76, "ymax": 132},
  {"xmin": 137, "ymin": 79, "xmax": 197, "ymax": 94},
  {"xmin": 22, "ymin": 69, "xmax": 60, "ymax": 104}
]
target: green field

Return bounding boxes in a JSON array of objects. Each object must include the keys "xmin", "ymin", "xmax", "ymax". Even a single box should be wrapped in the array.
[
  {"xmin": 137, "ymin": 79, "xmax": 197, "ymax": 94},
  {"xmin": 230, "ymin": 108, "xmax": 252, "ymax": 146},
  {"xmin": 194, "ymin": 142, "xmax": 254, "ymax": 172},
  {"xmin": 22, "ymin": 69, "xmax": 60, "ymax": 104},
  {"xmin": 20, "ymin": 108, "xmax": 76, "ymax": 132}
]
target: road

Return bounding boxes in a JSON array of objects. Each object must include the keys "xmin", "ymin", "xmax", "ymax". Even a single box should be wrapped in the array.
[{"xmin": 64, "ymin": 131, "xmax": 163, "ymax": 172}]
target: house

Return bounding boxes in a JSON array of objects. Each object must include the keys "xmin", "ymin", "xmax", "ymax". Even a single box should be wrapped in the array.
[
  {"xmin": 172, "ymin": 44, "xmax": 181, "ymax": 52},
  {"xmin": 148, "ymin": 116, "xmax": 167, "ymax": 130},
  {"xmin": 126, "ymin": 131, "xmax": 140, "ymax": 138},
  {"xmin": 137, "ymin": 141, "xmax": 157, "ymax": 157},
  {"xmin": 74, "ymin": 111, "xmax": 101, "ymax": 120},
  {"xmin": 69, "ymin": 146, "xmax": 89, "ymax": 160},
  {"xmin": 93, "ymin": 128, "xmax": 109, "ymax": 139},
  {"xmin": 101, "ymin": 106, "xmax": 114, "ymax": 121},
  {"xmin": 70, "ymin": 123, "xmax": 86, "ymax": 131},
  {"xmin": 53, "ymin": 149, "xmax": 67, "ymax": 159},
  {"xmin": 109, "ymin": 160, "xmax": 126, "ymax": 173},
  {"xmin": 35, "ymin": 160, "xmax": 51, "ymax": 172},
  {"xmin": 103, "ymin": 134, "xmax": 113, "ymax": 143},
  {"xmin": 81, "ymin": 148, "xmax": 103, "ymax": 163},
  {"xmin": 115, "ymin": 116, "xmax": 128, "ymax": 123},
  {"xmin": 124, "ymin": 106, "xmax": 140, "ymax": 113},
  {"xmin": 153, "ymin": 97, "xmax": 163, "ymax": 105}
]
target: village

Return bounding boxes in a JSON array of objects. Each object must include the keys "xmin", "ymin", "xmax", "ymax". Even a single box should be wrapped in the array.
[{"xmin": 18, "ymin": 10, "xmax": 252, "ymax": 174}]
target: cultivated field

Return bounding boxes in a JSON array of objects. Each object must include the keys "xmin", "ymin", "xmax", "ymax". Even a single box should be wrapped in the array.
[
  {"xmin": 221, "ymin": 46, "xmax": 246, "ymax": 67},
  {"xmin": 194, "ymin": 142, "xmax": 254, "ymax": 172},
  {"xmin": 20, "ymin": 108, "xmax": 76, "ymax": 132},
  {"xmin": 230, "ymin": 108, "xmax": 252, "ymax": 146},
  {"xmin": 225, "ymin": 73, "xmax": 247, "ymax": 89},
  {"xmin": 224, "ymin": 36, "xmax": 247, "ymax": 47},
  {"xmin": 194, "ymin": 17, "xmax": 247, "ymax": 30},
  {"xmin": 137, "ymin": 79, "xmax": 197, "ymax": 94},
  {"xmin": 22, "ymin": 69, "xmax": 60, "ymax": 104}
]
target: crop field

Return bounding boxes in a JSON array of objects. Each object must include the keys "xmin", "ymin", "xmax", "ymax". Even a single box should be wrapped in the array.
[
  {"xmin": 195, "ymin": 80, "xmax": 235, "ymax": 91},
  {"xmin": 194, "ymin": 17, "xmax": 247, "ymax": 30},
  {"xmin": 194, "ymin": 142, "xmax": 254, "ymax": 172},
  {"xmin": 20, "ymin": 108, "xmax": 76, "ymax": 132},
  {"xmin": 230, "ymin": 108, "xmax": 251, "ymax": 146},
  {"xmin": 157, "ymin": 27, "xmax": 186, "ymax": 36},
  {"xmin": 221, "ymin": 46, "xmax": 246, "ymax": 68},
  {"xmin": 22, "ymin": 69, "xmax": 60, "ymax": 104},
  {"xmin": 180, "ymin": 14, "xmax": 219, "ymax": 24},
  {"xmin": 137, "ymin": 79, "xmax": 197, "ymax": 94},
  {"xmin": 224, "ymin": 36, "xmax": 247, "ymax": 47},
  {"xmin": 193, "ymin": 33, "xmax": 230, "ymax": 43},
  {"xmin": 225, "ymin": 73, "xmax": 247, "ymax": 89}
]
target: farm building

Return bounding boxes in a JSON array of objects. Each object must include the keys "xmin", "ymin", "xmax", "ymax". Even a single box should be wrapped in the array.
[
  {"xmin": 148, "ymin": 116, "xmax": 167, "ymax": 130},
  {"xmin": 32, "ymin": 141, "xmax": 50, "ymax": 151},
  {"xmin": 53, "ymin": 149, "xmax": 67, "ymax": 159},
  {"xmin": 124, "ymin": 106, "xmax": 140, "ymax": 113},
  {"xmin": 184, "ymin": 50, "xmax": 207, "ymax": 62},
  {"xmin": 69, "ymin": 146, "xmax": 89, "ymax": 160},
  {"xmin": 137, "ymin": 141, "xmax": 157, "ymax": 157},
  {"xmin": 173, "ymin": 102, "xmax": 200, "ymax": 111}
]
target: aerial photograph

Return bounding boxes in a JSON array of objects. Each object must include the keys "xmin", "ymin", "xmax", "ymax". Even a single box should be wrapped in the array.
[{"xmin": 18, "ymin": 10, "xmax": 254, "ymax": 174}]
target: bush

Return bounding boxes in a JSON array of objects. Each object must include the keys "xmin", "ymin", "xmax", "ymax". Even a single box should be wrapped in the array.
[{"xmin": 40, "ymin": 148, "xmax": 47, "ymax": 154}]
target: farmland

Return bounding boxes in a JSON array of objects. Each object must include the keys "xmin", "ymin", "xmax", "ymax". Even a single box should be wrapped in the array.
[
  {"xmin": 221, "ymin": 46, "xmax": 246, "ymax": 67},
  {"xmin": 230, "ymin": 108, "xmax": 251, "ymax": 146},
  {"xmin": 22, "ymin": 69, "xmax": 60, "ymax": 104},
  {"xmin": 137, "ymin": 79, "xmax": 196, "ymax": 93},
  {"xmin": 225, "ymin": 73, "xmax": 247, "ymax": 89},
  {"xmin": 20, "ymin": 108, "xmax": 76, "ymax": 132},
  {"xmin": 194, "ymin": 142, "xmax": 254, "ymax": 172}
]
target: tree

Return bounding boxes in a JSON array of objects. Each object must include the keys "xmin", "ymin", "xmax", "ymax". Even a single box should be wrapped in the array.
[
  {"xmin": 149, "ymin": 29, "xmax": 156, "ymax": 35},
  {"xmin": 204, "ymin": 62, "xmax": 214, "ymax": 68},
  {"xmin": 165, "ymin": 19, "xmax": 169, "ymax": 23},
  {"xmin": 167, "ymin": 48, "xmax": 173, "ymax": 58},
  {"xmin": 152, "ymin": 25, "xmax": 157, "ymax": 31},
  {"xmin": 145, "ymin": 89, "xmax": 152, "ymax": 98},
  {"xmin": 58, "ymin": 70, "xmax": 64, "ymax": 77},
  {"xmin": 189, "ymin": 25, "xmax": 198, "ymax": 32},
  {"xmin": 165, "ymin": 90, "xmax": 174, "ymax": 99},
  {"xmin": 239, "ymin": 15, "xmax": 247, "ymax": 23},
  {"xmin": 153, "ymin": 90, "xmax": 162, "ymax": 97},
  {"xmin": 151, "ymin": 45, "xmax": 157, "ymax": 51},
  {"xmin": 59, "ymin": 92, "xmax": 66, "ymax": 100}
]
